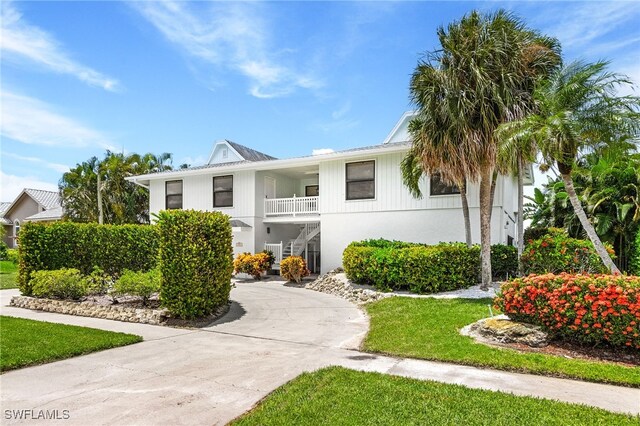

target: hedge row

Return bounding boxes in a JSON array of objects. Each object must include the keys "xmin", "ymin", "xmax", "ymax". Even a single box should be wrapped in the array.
[
  {"xmin": 521, "ymin": 229, "xmax": 611, "ymax": 275},
  {"xmin": 342, "ymin": 240, "xmax": 517, "ymax": 293},
  {"xmin": 631, "ymin": 230, "xmax": 640, "ymax": 275},
  {"xmin": 18, "ymin": 222, "xmax": 158, "ymax": 295},
  {"xmin": 495, "ymin": 273, "xmax": 640, "ymax": 349},
  {"xmin": 157, "ymin": 210, "xmax": 233, "ymax": 319}
]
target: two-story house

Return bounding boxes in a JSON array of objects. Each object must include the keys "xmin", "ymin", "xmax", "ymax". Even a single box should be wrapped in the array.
[{"xmin": 128, "ymin": 112, "xmax": 529, "ymax": 273}]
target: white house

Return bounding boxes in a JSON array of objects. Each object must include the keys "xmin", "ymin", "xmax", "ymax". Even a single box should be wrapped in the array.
[{"xmin": 128, "ymin": 112, "xmax": 530, "ymax": 273}]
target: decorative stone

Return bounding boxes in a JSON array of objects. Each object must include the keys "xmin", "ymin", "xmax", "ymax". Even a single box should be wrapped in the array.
[
  {"xmin": 461, "ymin": 315, "xmax": 549, "ymax": 348},
  {"xmin": 305, "ymin": 269, "xmax": 391, "ymax": 305}
]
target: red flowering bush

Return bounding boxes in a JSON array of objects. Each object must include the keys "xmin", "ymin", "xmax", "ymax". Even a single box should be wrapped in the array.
[
  {"xmin": 495, "ymin": 273, "xmax": 640, "ymax": 349},
  {"xmin": 521, "ymin": 228, "xmax": 613, "ymax": 274}
]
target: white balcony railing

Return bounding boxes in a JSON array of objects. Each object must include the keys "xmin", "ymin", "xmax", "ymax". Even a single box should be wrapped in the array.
[{"xmin": 265, "ymin": 195, "xmax": 319, "ymax": 217}]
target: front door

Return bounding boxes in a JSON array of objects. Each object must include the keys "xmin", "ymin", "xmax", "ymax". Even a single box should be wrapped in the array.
[{"xmin": 265, "ymin": 176, "xmax": 276, "ymax": 199}]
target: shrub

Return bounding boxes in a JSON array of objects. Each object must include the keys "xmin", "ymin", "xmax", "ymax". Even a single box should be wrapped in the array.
[
  {"xmin": 0, "ymin": 241, "xmax": 7, "ymax": 260},
  {"xmin": 523, "ymin": 227, "xmax": 551, "ymax": 245},
  {"xmin": 520, "ymin": 229, "xmax": 613, "ymax": 275},
  {"xmin": 113, "ymin": 269, "xmax": 161, "ymax": 306},
  {"xmin": 157, "ymin": 210, "xmax": 233, "ymax": 319},
  {"xmin": 30, "ymin": 268, "xmax": 87, "ymax": 300},
  {"xmin": 491, "ymin": 245, "xmax": 518, "ymax": 280},
  {"xmin": 6, "ymin": 249, "xmax": 19, "ymax": 264},
  {"xmin": 343, "ymin": 240, "xmax": 518, "ymax": 293},
  {"xmin": 234, "ymin": 252, "xmax": 271, "ymax": 279},
  {"xmin": 84, "ymin": 266, "xmax": 113, "ymax": 296},
  {"xmin": 495, "ymin": 273, "xmax": 640, "ymax": 349},
  {"xmin": 343, "ymin": 242, "xmax": 480, "ymax": 293},
  {"xmin": 18, "ymin": 222, "xmax": 158, "ymax": 295},
  {"xmin": 631, "ymin": 230, "xmax": 640, "ymax": 275},
  {"xmin": 280, "ymin": 256, "xmax": 310, "ymax": 283}
]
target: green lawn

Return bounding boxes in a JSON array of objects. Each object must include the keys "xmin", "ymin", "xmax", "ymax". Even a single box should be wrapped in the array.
[
  {"xmin": 0, "ymin": 260, "xmax": 18, "ymax": 290},
  {"xmin": 363, "ymin": 297, "xmax": 640, "ymax": 387},
  {"xmin": 0, "ymin": 316, "xmax": 142, "ymax": 372},
  {"xmin": 233, "ymin": 367, "xmax": 638, "ymax": 425}
]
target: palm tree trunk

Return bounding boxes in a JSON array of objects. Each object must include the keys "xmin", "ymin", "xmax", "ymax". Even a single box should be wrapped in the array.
[
  {"xmin": 459, "ymin": 180, "xmax": 472, "ymax": 248},
  {"xmin": 517, "ymin": 155, "xmax": 524, "ymax": 275},
  {"xmin": 560, "ymin": 172, "xmax": 620, "ymax": 274},
  {"xmin": 479, "ymin": 167, "xmax": 494, "ymax": 289},
  {"xmin": 97, "ymin": 172, "xmax": 104, "ymax": 225}
]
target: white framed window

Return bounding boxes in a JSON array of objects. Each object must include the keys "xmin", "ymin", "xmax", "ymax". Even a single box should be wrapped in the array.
[
  {"xmin": 13, "ymin": 220, "xmax": 20, "ymax": 246},
  {"xmin": 213, "ymin": 175, "xmax": 233, "ymax": 207},
  {"xmin": 346, "ymin": 160, "xmax": 375, "ymax": 200},
  {"xmin": 429, "ymin": 173, "xmax": 460, "ymax": 196},
  {"xmin": 165, "ymin": 180, "xmax": 183, "ymax": 209}
]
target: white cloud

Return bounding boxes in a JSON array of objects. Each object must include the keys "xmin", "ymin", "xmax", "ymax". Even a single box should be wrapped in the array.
[
  {"xmin": 131, "ymin": 1, "xmax": 321, "ymax": 98},
  {"xmin": 0, "ymin": 1, "xmax": 120, "ymax": 91},
  {"xmin": 312, "ymin": 148, "xmax": 334, "ymax": 156},
  {"xmin": 0, "ymin": 171, "xmax": 58, "ymax": 202},
  {"xmin": 2, "ymin": 152, "xmax": 69, "ymax": 173},
  {"xmin": 1, "ymin": 90, "xmax": 114, "ymax": 149},
  {"xmin": 178, "ymin": 155, "xmax": 206, "ymax": 167}
]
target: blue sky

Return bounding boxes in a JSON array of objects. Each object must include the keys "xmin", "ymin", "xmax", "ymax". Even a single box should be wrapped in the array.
[{"xmin": 1, "ymin": 0, "xmax": 639, "ymax": 201}]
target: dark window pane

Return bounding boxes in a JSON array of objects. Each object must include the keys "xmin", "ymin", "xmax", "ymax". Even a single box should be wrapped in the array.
[
  {"xmin": 166, "ymin": 194, "xmax": 182, "ymax": 209},
  {"xmin": 214, "ymin": 176, "xmax": 233, "ymax": 191},
  {"xmin": 214, "ymin": 191, "xmax": 233, "ymax": 207},
  {"xmin": 430, "ymin": 173, "xmax": 460, "ymax": 196},
  {"xmin": 166, "ymin": 180, "xmax": 182, "ymax": 195},
  {"xmin": 305, "ymin": 185, "xmax": 319, "ymax": 196},
  {"xmin": 346, "ymin": 161, "xmax": 374, "ymax": 180},
  {"xmin": 347, "ymin": 181, "xmax": 375, "ymax": 200}
]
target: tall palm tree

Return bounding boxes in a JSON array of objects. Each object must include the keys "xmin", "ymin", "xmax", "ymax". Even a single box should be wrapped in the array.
[
  {"xmin": 407, "ymin": 10, "xmax": 560, "ymax": 288},
  {"xmin": 502, "ymin": 61, "xmax": 640, "ymax": 273}
]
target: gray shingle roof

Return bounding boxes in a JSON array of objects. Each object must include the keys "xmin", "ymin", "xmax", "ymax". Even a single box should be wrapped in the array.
[
  {"xmin": 227, "ymin": 140, "xmax": 277, "ymax": 162},
  {"xmin": 25, "ymin": 206, "xmax": 64, "ymax": 222},
  {"xmin": 23, "ymin": 189, "xmax": 61, "ymax": 209},
  {"xmin": 230, "ymin": 219, "xmax": 252, "ymax": 228}
]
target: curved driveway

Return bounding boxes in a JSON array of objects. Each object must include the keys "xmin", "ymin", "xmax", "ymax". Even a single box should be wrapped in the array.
[{"xmin": 0, "ymin": 282, "xmax": 368, "ymax": 425}]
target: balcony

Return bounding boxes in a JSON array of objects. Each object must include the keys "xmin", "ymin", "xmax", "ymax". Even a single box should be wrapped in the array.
[{"xmin": 264, "ymin": 195, "xmax": 319, "ymax": 218}]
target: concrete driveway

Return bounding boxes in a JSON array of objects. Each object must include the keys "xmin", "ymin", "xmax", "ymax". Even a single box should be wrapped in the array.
[
  {"xmin": 2, "ymin": 282, "xmax": 638, "ymax": 424},
  {"xmin": 0, "ymin": 282, "xmax": 368, "ymax": 425}
]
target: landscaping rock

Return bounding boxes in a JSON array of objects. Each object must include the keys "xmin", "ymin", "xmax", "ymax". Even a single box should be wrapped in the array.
[
  {"xmin": 10, "ymin": 296, "xmax": 170, "ymax": 325},
  {"xmin": 305, "ymin": 269, "xmax": 391, "ymax": 305},
  {"xmin": 461, "ymin": 315, "xmax": 549, "ymax": 348}
]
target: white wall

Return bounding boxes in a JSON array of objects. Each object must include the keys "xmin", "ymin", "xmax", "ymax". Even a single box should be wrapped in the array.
[
  {"xmin": 320, "ymin": 206, "xmax": 506, "ymax": 273},
  {"xmin": 209, "ymin": 142, "xmax": 243, "ymax": 164}
]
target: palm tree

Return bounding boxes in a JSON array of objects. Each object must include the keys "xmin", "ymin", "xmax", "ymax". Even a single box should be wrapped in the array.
[
  {"xmin": 407, "ymin": 10, "xmax": 560, "ymax": 288},
  {"xmin": 502, "ymin": 61, "xmax": 640, "ymax": 273}
]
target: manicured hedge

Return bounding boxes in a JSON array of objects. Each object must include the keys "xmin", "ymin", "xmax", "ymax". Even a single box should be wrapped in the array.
[
  {"xmin": 18, "ymin": 222, "xmax": 159, "ymax": 296},
  {"xmin": 495, "ymin": 273, "xmax": 640, "ymax": 349},
  {"xmin": 631, "ymin": 230, "xmax": 640, "ymax": 275},
  {"xmin": 343, "ymin": 239, "xmax": 517, "ymax": 293},
  {"xmin": 157, "ymin": 210, "xmax": 233, "ymax": 319},
  {"xmin": 520, "ymin": 230, "xmax": 611, "ymax": 275}
]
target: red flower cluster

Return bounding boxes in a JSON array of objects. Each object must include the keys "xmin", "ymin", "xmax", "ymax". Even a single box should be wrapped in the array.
[{"xmin": 494, "ymin": 273, "xmax": 640, "ymax": 349}]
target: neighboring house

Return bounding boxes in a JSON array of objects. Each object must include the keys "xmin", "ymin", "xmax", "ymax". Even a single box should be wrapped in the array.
[
  {"xmin": 128, "ymin": 112, "xmax": 531, "ymax": 273},
  {"xmin": 1, "ymin": 189, "xmax": 63, "ymax": 248}
]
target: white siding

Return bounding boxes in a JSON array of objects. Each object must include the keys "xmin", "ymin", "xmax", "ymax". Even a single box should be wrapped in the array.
[{"xmin": 209, "ymin": 142, "xmax": 243, "ymax": 164}]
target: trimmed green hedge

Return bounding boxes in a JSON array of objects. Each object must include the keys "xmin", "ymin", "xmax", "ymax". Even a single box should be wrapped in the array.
[
  {"xmin": 18, "ymin": 222, "xmax": 159, "ymax": 296},
  {"xmin": 157, "ymin": 210, "xmax": 233, "ymax": 319},
  {"xmin": 343, "ymin": 239, "xmax": 517, "ymax": 293},
  {"xmin": 631, "ymin": 230, "xmax": 640, "ymax": 275}
]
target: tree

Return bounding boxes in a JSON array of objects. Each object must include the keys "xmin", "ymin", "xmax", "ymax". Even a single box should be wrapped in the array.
[
  {"xmin": 504, "ymin": 61, "xmax": 640, "ymax": 273},
  {"xmin": 407, "ymin": 10, "xmax": 560, "ymax": 288},
  {"xmin": 60, "ymin": 151, "xmax": 173, "ymax": 224}
]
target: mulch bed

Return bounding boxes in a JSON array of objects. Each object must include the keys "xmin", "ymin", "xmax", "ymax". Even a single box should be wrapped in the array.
[{"xmin": 500, "ymin": 339, "xmax": 640, "ymax": 368}]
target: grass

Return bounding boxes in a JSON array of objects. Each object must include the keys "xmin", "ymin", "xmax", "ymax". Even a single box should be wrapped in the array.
[
  {"xmin": 0, "ymin": 316, "xmax": 142, "ymax": 372},
  {"xmin": 363, "ymin": 297, "xmax": 640, "ymax": 387},
  {"xmin": 232, "ymin": 367, "xmax": 639, "ymax": 425},
  {"xmin": 0, "ymin": 260, "xmax": 18, "ymax": 289}
]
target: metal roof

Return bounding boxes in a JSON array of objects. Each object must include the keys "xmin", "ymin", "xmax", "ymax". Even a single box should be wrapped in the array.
[
  {"xmin": 0, "ymin": 202, "xmax": 11, "ymax": 216},
  {"xmin": 24, "ymin": 206, "xmax": 64, "ymax": 222},
  {"xmin": 227, "ymin": 140, "xmax": 277, "ymax": 162},
  {"xmin": 23, "ymin": 189, "xmax": 61, "ymax": 209},
  {"xmin": 230, "ymin": 219, "xmax": 252, "ymax": 228}
]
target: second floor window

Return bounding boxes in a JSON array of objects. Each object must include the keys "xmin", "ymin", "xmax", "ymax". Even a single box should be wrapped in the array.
[
  {"xmin": 430, "ymin": 173, "xmax": 460, "ymax": 196},
  {"xmin": 166, "ymin": 180, "xmax": 183, "ymax": 209},
  {"xmin": 213, "ymin": 175, "xmax": 233, "ymax": 207},
  {"xmin": 346, "ymin": 160, "xmax": 375, "ymax": 200}
]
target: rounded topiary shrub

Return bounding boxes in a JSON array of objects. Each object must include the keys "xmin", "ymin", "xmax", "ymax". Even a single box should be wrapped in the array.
[
  {"xmin": 280, "ymin": 256, "xmax": 310, "ymax": 283},
  {"xmin": 157, "ymin": 210, "xmax": 233, "ymax": 319},
  {"xmin": 495, "ymin": 273, "xmax": 640, "ymax": 349},
  {"xmin": 30, "ymin": 268, "xmax": 88, "ymax": 300},
  {"xmin": 520, "ymin": 229, "xmax": 612, "ymax": 275}
]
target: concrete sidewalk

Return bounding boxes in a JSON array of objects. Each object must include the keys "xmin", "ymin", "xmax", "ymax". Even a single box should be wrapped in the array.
[{"xmin": 1, "ymin": 285, "xmax": 638, "ymax": 425}]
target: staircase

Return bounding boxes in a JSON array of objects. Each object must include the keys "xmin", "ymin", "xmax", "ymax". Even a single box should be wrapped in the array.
[{"xmin": 266, "ymin": 223, "xmax": 320, "ymax": 270}]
